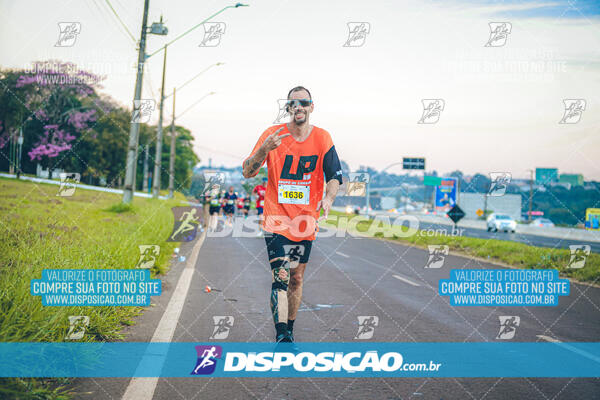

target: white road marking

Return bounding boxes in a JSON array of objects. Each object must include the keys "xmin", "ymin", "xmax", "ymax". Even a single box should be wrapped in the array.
[
  {"xmin": 325, "ymin": 244, "xmax": 425, "ymax": 287},
  {"xmin": 536, "ymin": 335, "xmax": 560, "ymax": 343},
  {"xmin": 122, "ymin": 230, "xmax": 206, "ymax": 400},
  {"xmin": 335, "ymin": 251, "xmax": 350, "ymax": 258},
  {"xmin": 392, "ymin": 274, "xmax": 421, "ymax": 287},
  {"xmin": 537, "ymin": 335, "xmax": 600, "ymax": 364}
]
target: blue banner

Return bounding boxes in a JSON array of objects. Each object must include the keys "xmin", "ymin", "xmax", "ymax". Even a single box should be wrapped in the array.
[
  {"xmin": 439, "ymin": 269, "xmax": 570, "ymax": 306},
  {"xmin": 1, "ymin": 342, "xmax": 599, "ymax": 377},
  {"xmin": 30, "ymin": 269, "xmax": 161, "ymax": 306}
]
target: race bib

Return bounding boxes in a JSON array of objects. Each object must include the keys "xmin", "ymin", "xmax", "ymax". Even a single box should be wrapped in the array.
[
  {"xmin": 278, "ymin": 183, "xmax": 309, "ymax": 205},
  {"xmin": 227, "ymin": 200, "xmax": 234, "ymax": 205},
  {"xmin": 210, "ymin": 199, "xmax": 219, "ymax": 206},
  {"xmin": 259, "ymin": 200, "xmax": 264, "ymax": 207}
]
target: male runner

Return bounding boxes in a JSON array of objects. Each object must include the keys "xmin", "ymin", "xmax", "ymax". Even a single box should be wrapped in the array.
[
  {"xmin": 223, "ymin": 186, "xmax": 237, "ymax": 226},
  {"xmin": 236, "ymin": 195, "xmax": 245, "ymax": 217},
  {"xmin": 208, "ymin": 194, "xmax": 221, "ymax": 231},
  {"xmin": 243, "ymin": 194, "xmax": 251, "ymax": 218},
  {"xmin": 253, "ymin": 178, "xmax": 268, "ymax": 236},
  {"xmin": 243, "ymin": 86, "xmax": 342, "ymax": 342}
]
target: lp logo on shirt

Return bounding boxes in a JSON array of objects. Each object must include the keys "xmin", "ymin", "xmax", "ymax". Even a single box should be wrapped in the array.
[{"xmin": 280, "ymin": 155, "xmax": 318, "ymax": 180}]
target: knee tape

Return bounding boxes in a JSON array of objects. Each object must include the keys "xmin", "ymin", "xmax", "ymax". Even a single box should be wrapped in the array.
[{"xmin": 270, "ymin": 258, "xmax": 290, "ymax": 291}]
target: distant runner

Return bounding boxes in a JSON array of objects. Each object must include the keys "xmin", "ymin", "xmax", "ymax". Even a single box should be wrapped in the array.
[
  {"xmin": 243, "ymin": 195, "xmax": 251, "ymax": 218},
  {"xmin": 253, "ymin": 177, "xmax": 267, "ymax": 235},
  {"xmin": 208, "ymin": 194, "xmax": 221, "ymax": 231},
  {"xmin": 236, "ymin": 195, "xmax": 245, "ymax": 217},
  {"xmin": 223, "ymin": 187, "xmax": 237, "ymax": 226}
]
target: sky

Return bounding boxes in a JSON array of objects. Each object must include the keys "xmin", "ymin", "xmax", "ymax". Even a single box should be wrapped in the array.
[{"xmin": 1, "ymin": 0, "xmax": 600, "ymax": 180}]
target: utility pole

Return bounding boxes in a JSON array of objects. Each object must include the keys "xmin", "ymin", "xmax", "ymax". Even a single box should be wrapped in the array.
[
  {"xmin": 16, "ymin": 127, "xmax": 23, "ymax": 179},
  {"xmin": 168, "ymin": 88, "xmax": 176, "ymax": 198},
  {"xmin": 142, "ymin": 143, "xmax": 149, "ymax": 192},
  {"xmin": 528, "ymin": 169, "xmax": 534, "ymax": 221},
  {"xmin": 404, "ymin": 177, "xmax": 409, "ymax": 213},
  {"xmin": 122, "ymin": 0, "xmax": 150, "ymax": 204},
  {"xmin": 365, "ymin": 180, "xmax": 370, "ymax": 215},
  {"xmin": 422, "ymin": 172, "xmax": 426, "ymax": 210},
  {"xmin": 483, "ymin": 193, "xmax": 488, "ymax": 218},
  {"xmin": 153, "ymin": 45, "xmax": 168, "ymax": 198}
]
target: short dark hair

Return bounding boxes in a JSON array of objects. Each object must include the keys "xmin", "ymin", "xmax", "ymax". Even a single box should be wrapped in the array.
[{"xmin": 287, "ymin": 86, "xmax": 312, "ymax": 100}]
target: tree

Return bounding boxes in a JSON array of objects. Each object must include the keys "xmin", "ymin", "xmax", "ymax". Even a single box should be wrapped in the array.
[
  {"xmin": 1, "ymin": 61, "xmax": 201, "ymax": 194},
  {"xmin": 340, "ymin": 159, "xmax": 350, "ymax": 176},
  {"xmin": 10, "ymin": 61, "xmax": 102, "ymax": 179},
  {"xmin": 241, "ymin": 167, "xmax": 266, "ymax": 196},
  {"xmin": 154, "ymin": 125, "xmax": 199, "ymax": 192},
  {"xmin": 469, "ymin": 173, "xmax": 490, "ymax": 193}
]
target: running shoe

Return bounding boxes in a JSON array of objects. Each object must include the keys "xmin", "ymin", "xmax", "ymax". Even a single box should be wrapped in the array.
[{"xmin": 276, "ymin": 332, "xmax": 292, "ymax": 343}]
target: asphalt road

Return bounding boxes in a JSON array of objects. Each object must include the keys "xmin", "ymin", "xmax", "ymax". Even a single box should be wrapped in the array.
[
  {"xmin": 72, "ymin": 222, "xmax": 600, "ymax": 400},
  {"xmin": 414, "ymin": 219, "xmax": 600, "ymax": 253}
]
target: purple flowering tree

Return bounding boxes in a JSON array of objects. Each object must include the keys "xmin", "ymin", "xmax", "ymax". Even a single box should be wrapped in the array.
[{"xmin": 10, "ymin": 60, "xmax": 104, "ymax": 178}]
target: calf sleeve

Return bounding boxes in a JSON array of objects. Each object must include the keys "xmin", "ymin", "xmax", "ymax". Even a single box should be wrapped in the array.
[{"xmin": 270, "ymin": 258, "xmax": 290, "ymax": 325}]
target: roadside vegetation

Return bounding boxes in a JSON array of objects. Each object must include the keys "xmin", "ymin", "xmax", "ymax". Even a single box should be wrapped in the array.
[
  {"xmin": 323, "ymin": 210, "xmax": 599, "ymax": 284},
  {"xmin": 0, "ymin": 178, "xmax": 186, "ymax": 399}
]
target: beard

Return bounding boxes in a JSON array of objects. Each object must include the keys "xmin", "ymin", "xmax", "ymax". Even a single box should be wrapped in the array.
[{"xmin": 293, "ymin": 112, "xmax": 307, "ymax": 125}]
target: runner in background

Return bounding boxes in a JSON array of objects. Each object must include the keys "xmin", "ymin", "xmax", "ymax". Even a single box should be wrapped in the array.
[
  {"xmin": 208, "ymin": 194, "xmax": 221, "ymax": 231},
  {"xmin": 243, "ymin": 194, "xmax": 251, "ymax": 218},
  {"xmin": 223, "ymin": 186, "xmax": 237, "ymax": 226},
  {"xmin": 219, "ymin": 190, "xmax": 226, "ymax": 217},
  {"xmin": 237, "ymin": 194, "xmax": 245, "ymax": 217},
  {"xmin": 253, "ymin": 177, "xmax": 267, "ymax": 236}
]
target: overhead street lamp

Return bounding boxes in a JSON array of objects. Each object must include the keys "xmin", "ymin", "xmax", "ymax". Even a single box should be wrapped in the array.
[
  {"xmin": 147, "ymin": 3, "xmax": 248, "ymax": 199},
  {"xmin": 152, "ymin": 62, "xmax": 223, "ymax": 198},
  {"xmin": 125, "ymin": 3, "xmax": 248, "ymax": 203},
  {"xmin": 145, "ymin": 3, "xmax": 249, "ymax": 59},
  {"xmin": 122, "ymin": 1, "xmax": 168, "ymax": 204},
  {"xmin": 165, "ymin": 63, "xmax": 224, "ymax": 99},
  {"xmin": 167, "ymin": 91, "xmax": 216, "ymax": 198}
]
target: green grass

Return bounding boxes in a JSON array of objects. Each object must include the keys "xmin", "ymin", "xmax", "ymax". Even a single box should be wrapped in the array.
[
  {"xmin": 104, "ymin": 202, "xmax": 136, "ymax": 213},
  {"xmin": 0, "ymin": 177, "xmax": 188, "ymax": 399},
  {"xmin": 322, "ymin": 210, "xmax": 600, "ymax": 284}
]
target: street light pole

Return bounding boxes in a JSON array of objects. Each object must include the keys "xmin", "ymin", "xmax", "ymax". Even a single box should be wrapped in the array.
[
  {"xmin": 528, "ymin": 169, "xmax": 534, "ymax": 221},
  {"xmin": 142, "ymin": 143, "xmax": 149, "ymax": 192},
  {"xmin": 165, "ymin": 91, "xmax": 215, "ymax": 198},
  {"xmin": 152, "ymin": 44, "xmax": 168, "ymax": 198},
  {"xmin": 123, "ymin": 0, "xmax": 150, "ymax": 204},
  {"xmin": 168, "ymin": 88, "xmax": 176, "ymax": 198},
  {"xmin": 145, "ymin": 3, "xmax": 249, "ymax": 59},
  {"xmin": 153, "ymin": 59, "xmax": 222, "ymax": 198}
]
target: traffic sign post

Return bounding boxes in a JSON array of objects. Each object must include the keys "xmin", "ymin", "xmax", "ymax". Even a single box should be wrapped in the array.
[
  {"xmin": 399, "ymin": 157, "xmax": 425, "ymax": 213},
  {"xmin": 403, "ymin": 157, "xmax": 425, "ymax": 170},
  {"xmin": 424, "ymin": 175, "xmax": 441, "ymax": 186},
  {"xmin": 447, "ymin": 205, "xmax": 465, "ymax": 224}
]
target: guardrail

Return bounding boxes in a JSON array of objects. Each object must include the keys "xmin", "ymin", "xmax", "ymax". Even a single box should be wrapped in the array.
[
  {"xmin": 0, "ymin": 173, "xmax": 169, "ymax": 200},
  {"xmin": 332, "ymin": 206, "xmax": 600, "ymax": 243}
]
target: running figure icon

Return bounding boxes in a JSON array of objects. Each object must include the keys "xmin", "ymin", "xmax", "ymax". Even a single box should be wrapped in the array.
[
  {"xmin": 170, "ymin": 208, "xmax": 200, "ymax": 240},
  {"xmin": 193, "ymin": 346, "xmax": 218, "ymax": 374}
]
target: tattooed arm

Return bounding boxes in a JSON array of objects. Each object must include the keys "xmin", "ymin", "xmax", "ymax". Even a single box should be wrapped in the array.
[
  {"xmin": 242, "ymin": 146, "xmax": 268, "ymax": 178},
  {"xmin": 242, "ymin": 127, "xmax": 290, "ymax": 178}
]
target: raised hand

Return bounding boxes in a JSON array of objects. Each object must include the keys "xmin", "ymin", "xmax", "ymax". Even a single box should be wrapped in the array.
[{"xmin": 261, "ymin": 127, "xmax": 291, "ymax": 153}]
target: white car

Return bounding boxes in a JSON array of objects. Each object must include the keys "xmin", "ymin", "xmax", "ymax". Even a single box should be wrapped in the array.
[
  {"xmin": 487, "ymin": 213, "xmax": 516, "ymax": 233},
  {"xmin": 531, "ymin": 218, "xmax": 555, "ymax": 228}
]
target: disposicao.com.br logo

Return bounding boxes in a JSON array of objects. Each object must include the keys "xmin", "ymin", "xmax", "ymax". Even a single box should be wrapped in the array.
[{"xmin": 192, "ymin": 345, "xmax": 442, "ymax": 376}]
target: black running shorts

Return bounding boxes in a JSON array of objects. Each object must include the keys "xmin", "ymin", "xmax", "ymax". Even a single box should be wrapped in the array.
[{"xmin": 264, "ymin": 232, "xmax": 313, "ymax": 264}]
